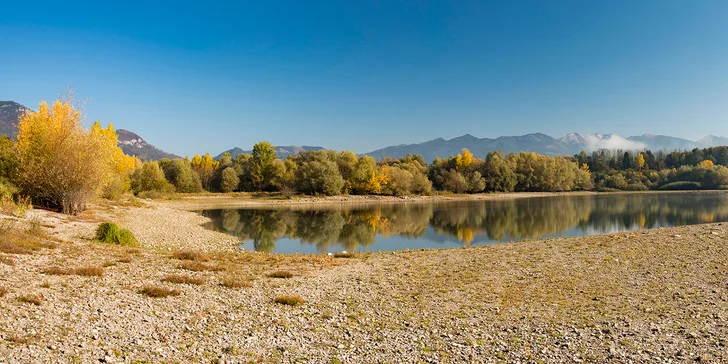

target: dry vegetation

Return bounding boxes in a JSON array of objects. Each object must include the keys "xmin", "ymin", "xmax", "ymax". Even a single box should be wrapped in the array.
[
  {"xmin": 163, "ymin": 274, "xmax": 205, "ymax": 285},
  {"xmin": 41, "ymin": 265, "xmax": 104, "ymax": 277},
  {"xmin": 0, "ymin": 286, "xmax": 7, "ymax": 297},
  {"xmin": 274, "ymin": 294, "xmax": 306, "ymax": 306},
  {"xmin": 267, "ymin": 270, "xmax": 294, "ymax": 279},
  {"xmin": 220, "ymin": 276, "xmax": 253, "ymax": 289},
  {"xmin": 173, "ymin": 249, "xmax": 209, "ymax": 262},
  {"xmin": 139, "ymin": 285, "xmax": 181, "ymax": 298},
  {"xmin": 17, "ymin": 294, "xmax": 43, "ymax": 306},
  {"xmin": 180, "ymin": 260, "xmax": 223, "ymax": 272}
]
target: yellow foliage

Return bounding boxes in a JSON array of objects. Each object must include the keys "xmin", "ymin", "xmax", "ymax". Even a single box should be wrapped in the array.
[
  {"xmin": 636, "ymin": 153, "xmax": 645, "ymax": 169},
  {"xmin": 191, "ymin": 153, "xmax": 219, "ymax": 189},
  {"xmin": 364, "ymin": 166, "xmax": 389, "ymax": 195},
  {"xmin": 16, "ymin": 100, "xmax": 128, "ymax": 214},
  {"xmin": 698, "ymin": 160, "xmax": 714, "ymax": 168},
  {"xmin": 455, "ymin": 148, "xmax": 473, "ymax": 172}
]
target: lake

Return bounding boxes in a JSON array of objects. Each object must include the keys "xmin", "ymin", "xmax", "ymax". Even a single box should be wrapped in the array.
[{"xmin": 198, "ymin": 192, "xmax": 728, "ymax": 253}]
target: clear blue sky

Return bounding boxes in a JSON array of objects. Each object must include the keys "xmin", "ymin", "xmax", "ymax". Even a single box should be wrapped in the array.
[{"xmin": 2, "ymin": 1, "xmax": 727, "ymax": 157}]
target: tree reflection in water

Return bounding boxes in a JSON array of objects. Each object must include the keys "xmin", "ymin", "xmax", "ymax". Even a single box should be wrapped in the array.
[{"xmin": 200, "ymin": 193, "xmax": 728, "ymax": 253}]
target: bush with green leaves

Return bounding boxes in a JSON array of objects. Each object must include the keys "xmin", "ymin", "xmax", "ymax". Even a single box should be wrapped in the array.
[
  {"xmin": 131, "ymin": 162, "xmax": 173, "ymax": 195},
  {"xmin": 95, "ymin": 222, "xmax": 139, "ymax": 247}
]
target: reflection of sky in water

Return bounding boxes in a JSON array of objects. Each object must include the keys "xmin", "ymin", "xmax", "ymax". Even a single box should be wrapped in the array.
[{"xmin": 202, "ymin": 192, "xmax": 728, "ymax": 254}]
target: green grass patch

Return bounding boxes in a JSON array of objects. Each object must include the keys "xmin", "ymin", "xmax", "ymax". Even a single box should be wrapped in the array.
[{"xmin": 95, "ymin": 222, "xmax": 139, "ymax": 247}]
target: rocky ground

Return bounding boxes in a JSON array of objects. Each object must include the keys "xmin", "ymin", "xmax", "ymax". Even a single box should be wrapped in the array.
[{"xmin": 0, "ymin": 196, "xmax": 727, "ymax": 363}]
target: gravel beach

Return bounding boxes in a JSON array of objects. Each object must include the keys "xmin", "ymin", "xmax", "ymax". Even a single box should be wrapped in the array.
[{"xmin": 1, "ymin": 195, "xmax": 726, "ymax": 363}]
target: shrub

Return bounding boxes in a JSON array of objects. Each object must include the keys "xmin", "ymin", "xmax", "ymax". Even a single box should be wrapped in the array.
[
  {"xmin": 0, "ymin": 286, "xmax": 7, "ymax": 297},
  {"xmin": 333, "ymin": 252, "xmax": 356, "ymax": 258},
  {"xmin": 274, "ymin": 294, "xmax": 305, "ymax": 306},
  {"xmin": 139, "ymin": 285, "xmax": 180, "ymax": 298},
  {"xmin": 627, "ymin": 183, "xmax": 648, "ymax": 191},
  {"xmin": 295, "ymin": 160, "xmax": 345, "ymax": 196},
  {"xmin": 161, "ymin": 159, "xmax": 203, "ymax": 193},
  {"xmin": 95, "ymin": 222, "xmax": 139, "ymax": 247},
  {"xmin": 131, "ymin": 162, "xmax": 174, "ymax": 196},
  {"xmin": 220, "ymin": 167, "xmax": 240, "ymax": 193},
  {"xmin": 267, "ymin": 270, "xmax": 294, "ymax": 279},
  {"xmin": 163, "ymin": 274, "xmax": 205, "ymax": 285},
  {"xmin": 14, "ymin": 99, "xmax": 131, "ymax": 215}
]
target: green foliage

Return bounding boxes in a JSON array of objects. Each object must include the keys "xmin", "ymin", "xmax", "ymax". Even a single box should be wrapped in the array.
[
  {"xmin": 658, "ymin": 181, "xmax": 703, "ymax": 190},
  {"xmin": 0, "ymin": 136, "xmax": 18, "ymax": 180},
  {"xmin": 295, "ymin": 160, "xmax": 345, "ymax": 195},
  {"xmin": 251, "ymin": 141, "xmax": 278, "ymax": 191},
  {"xmin": 131, "ymin": 162, "xmax": 173, "ymax": 195},
  {"xmin": 161, "ymin": 159, "xmax": 203, "ymax": 193},
  {"xmin": 95, "ymin": 222, "xmax": 139, "ymax": 247},
  {"xmin": 220, "ymin": 167, "xmax": 240, "ymax": 193}
]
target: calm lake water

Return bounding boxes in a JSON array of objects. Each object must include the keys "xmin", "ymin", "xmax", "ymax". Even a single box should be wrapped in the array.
[{"xmin": 198, "ymin": 192, "xmax": 728, "ymax": 254}]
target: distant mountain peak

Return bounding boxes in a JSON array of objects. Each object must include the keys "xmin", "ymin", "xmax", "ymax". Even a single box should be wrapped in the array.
[
  {"xmin": 116, "ymin": 129, "xmax": 179, "ymax": 160},
  {"xmin": 0, "ymin": 101, "xmax": 32, "ymax": 137}
]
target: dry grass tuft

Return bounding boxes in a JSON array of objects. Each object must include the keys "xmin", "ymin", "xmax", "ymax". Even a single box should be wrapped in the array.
[
  {"xmin": 0, "ymin": 286, "xmax": 7, "ymax": 297},
  {"xmin": 40, "ymin": 281, "xmax": 51, "ymax": 288},
  {"xmin": 333, "ymin": 252, "xmax": 356, "ymax": 258},
  {"xmin": 42, "ymin": 265, "xmax": 104, "ymax": 277},
  {"xmin": 163, "ymin": 274, "xmax": 205, "ymax": 285},
  {"xmin": 18, "ymin": 294, "xmax": 43, "ymax": 306},
  {"xmin": 117, "ymin": 256, "xmax": 133, "ymax": 264},
  {"xmin": 173, "ymin": 250, "xmax": 209, "ymax": 262},
  {"xmin": 220, "ymin": 276, "xmax": 253, "ymax": 289},
  {"xmin": 274, "ymin": 294, "xmax": 305, "ymax": 306},
  {"xmin": 0, "ymin": 255, "xmax": 15, "ymax": 266},
  {"xmin": 139, "ymin": 285, "xmax": 181, "ymax": 298},
  {"xmin": 267, "ymin": 270, "xmax": 294, "ymax": 279},
  {"xmin": 180, "ymin": 261, "xmax": 223, "ymax": 272},
  {"xmin": 6, "ymin": 335, "xmax": 34, "ymax": 344}
]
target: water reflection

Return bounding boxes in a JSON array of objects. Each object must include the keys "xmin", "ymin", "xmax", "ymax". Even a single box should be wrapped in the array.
[{"xmin": 199, "ymin": 193, "xmax": 728, "ymax": 253}]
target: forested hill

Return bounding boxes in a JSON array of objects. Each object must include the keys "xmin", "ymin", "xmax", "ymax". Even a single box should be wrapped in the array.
[
  {"xmin": 365, "ymin": 133, "xmax": 728, "ymax": 162},
  {"xmin": 215, "ymin": 146, "xmax": 325, "ymax": 160}
]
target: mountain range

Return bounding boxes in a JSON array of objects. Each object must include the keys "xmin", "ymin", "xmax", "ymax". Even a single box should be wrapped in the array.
[
  {"xmin": 3, "ymin": 100, "xmax": 728, "ymax": 162},
  {"xmin": 364, "ymin": 132, "xmax": 728, "ymax": 162}
]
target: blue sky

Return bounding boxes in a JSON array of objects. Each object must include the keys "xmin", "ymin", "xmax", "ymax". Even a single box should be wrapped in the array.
[{"xmin": 2, "ymin": 1, "xmax": 728, "ymax": 157}]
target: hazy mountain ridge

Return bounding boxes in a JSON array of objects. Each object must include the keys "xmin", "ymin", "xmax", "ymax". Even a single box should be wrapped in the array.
[
  {"xmin": 365, "ymin": 132, "xmax": 728, "ymax": 161},
  {"xmin": 215, "ymin": 146, "xmax": 325, "ymax": 160}
]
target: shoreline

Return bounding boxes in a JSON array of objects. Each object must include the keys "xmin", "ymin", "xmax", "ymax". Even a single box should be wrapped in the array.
[{"xmin": 157, "ymin": 189, "xmax": 728, "ymax": 211}]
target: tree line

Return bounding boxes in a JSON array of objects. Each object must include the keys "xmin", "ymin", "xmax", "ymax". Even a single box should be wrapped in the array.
[{"xmin": 2, "ymin": 97, "xmax": 728, "ymax": 216}]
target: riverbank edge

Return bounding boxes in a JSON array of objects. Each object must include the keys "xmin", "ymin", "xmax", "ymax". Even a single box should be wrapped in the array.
[{"xmin": 156, "ymin": 189, "xmax": 728, "ymax": 211}]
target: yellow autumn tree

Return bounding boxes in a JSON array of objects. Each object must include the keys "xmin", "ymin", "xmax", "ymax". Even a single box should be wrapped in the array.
[
  {"xmin": 364, "ymin": 165, "xmax": 389, "ymax": 194},
  {"xmin": 455, "ymin": 148, "xmax": 473, "ymax": 172},
  {"xmin": 190, "ymin": 153, "xmax": 219, "ymax": 190},
  {"xmin": 15, "ymin": 99, "xmax": 127, "ymax": 215},
  {"xmin": 636, "ymin": 153, "xmax": 645, "ymax": 169},
  {"xmin": 698, "ymin": 160, "xmax": 714, "ymax": 168}
]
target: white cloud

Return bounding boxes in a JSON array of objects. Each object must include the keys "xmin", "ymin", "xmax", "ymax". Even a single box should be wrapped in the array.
[{"xmin": 583, "ymin": 134, "xmax": 646, "ymax": 151}]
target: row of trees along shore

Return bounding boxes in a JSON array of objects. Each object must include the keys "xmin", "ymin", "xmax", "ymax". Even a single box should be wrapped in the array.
[{"xmin": 1, "ymin": 98, "xmax": 728, "ymax": 215}]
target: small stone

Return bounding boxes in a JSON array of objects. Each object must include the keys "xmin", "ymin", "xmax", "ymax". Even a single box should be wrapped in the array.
[{"xmin": 337, "ymin": 344, "xmax": 345, "ymax": 349}]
